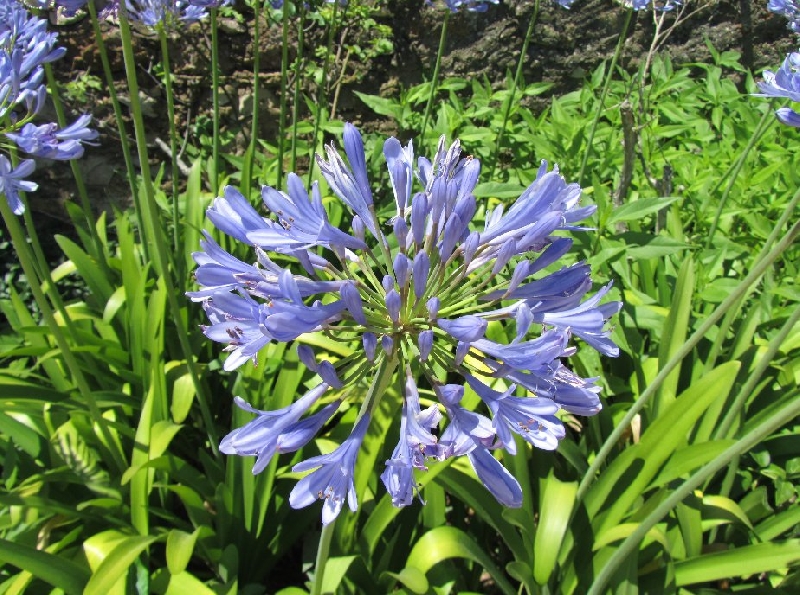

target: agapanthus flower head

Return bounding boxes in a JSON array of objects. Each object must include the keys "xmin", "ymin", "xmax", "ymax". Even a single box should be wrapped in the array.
[
  {"xmin": 0, "ymin": 0, "xmax": 65, "ymax": 125},
  {"xmin": 620, "ymin": 0, "xmax": 682, "ymax": 11},
  {"xmin": 769, "ymin": 0, "xmax": 800, "ymax": 33},
  {"xmin": 756, "ymin": 51, "xmax": 800, "ymax": 127},
  {"xmin": 426, "ymin": 0, "xmax": 499, "ymax": 12},
  {"xmin": 124, "ymin": 0, "xmax": 209, "ymax": 28},
  {"xmin": 269, "ymin": 0, "xmax": 347, "ymax": 8},
  {"xmin": 192, "ymin": 123, "xmax": 620, "ymax": 523}
]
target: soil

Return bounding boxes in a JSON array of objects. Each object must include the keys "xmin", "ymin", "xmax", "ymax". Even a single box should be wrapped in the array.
[{"xmin": 1, "ymin": 0, "xmax": 796, "ymax": 274}]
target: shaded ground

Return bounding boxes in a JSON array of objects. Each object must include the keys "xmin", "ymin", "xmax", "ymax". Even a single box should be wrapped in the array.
[
  {"xmin": 1, "ymin": 0, "xmax": 795, "ymax": 276},
  {"xmin": 27, "ymin": 0, "xmax": 799, "ymax": 215}
]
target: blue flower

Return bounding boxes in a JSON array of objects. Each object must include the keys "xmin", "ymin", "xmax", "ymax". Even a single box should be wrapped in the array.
[
  {"xmin": 193, "ymin": 123, "xmax": 620, "ymax": 519},
  {"xmin": 758, "ymin": 52, "xmax": 800, "ymax": 102},
  {"xmin": 0, "ymin": 0, "xmax": 65, "ymax": 124},
  {"xmin": 6, "ymin": 115, "xmax": 99, "ymax": 160},
  {"xmin": 0, "ymin": 156, "xmax": 37, "ymax": 215},
  {"xmin": 124, "ymin": 0, "xmax": 209, "ymax": 27},
  {"xmin": 381, "ymin": 368, "xmax": 442, "ymax": 506},
  {"xmin": 756, "ymin": 52, "xmax": 800, "ymax": 127},
  {"xmin": 289, "ymin": 414, "xmax": 371, "ymax": 525},
  {"xmin": 768, "ymin": 0, "xmax": 800, "ymax": 33},
  {"xmin": 426, "ymin": 0, "xmax": 499, "ymax": 12},
  {"xmin": 220, "ymin": 383, "xmax": 341, "ymax": 474}
]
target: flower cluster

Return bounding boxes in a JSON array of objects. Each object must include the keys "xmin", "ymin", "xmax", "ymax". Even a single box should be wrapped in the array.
[
  {"xmin": 123, "ymin": 0, "xmax": 216, "ymax": 27},
  {"xmin": 757, "ymin": 51, "xmax": 800, "ymax": 128},
  {"xmin": 620, "ymin": 0, "xmax": 683, "ymax": 11},
  {"xmin": 269, "ymin": 0, "xmax": 347, "ymax": 8},
  {"xmin": 769, "ymin": 0, "xmax": 800, "ymax": 33},
  {"xmin": 0, "ymin": 0, "xmax": 98, "ymax": 215},
  {"xmin": 426, "ymin": 0, "xmax": 499, "ymax": 12},
  {"xmin": 191, "ymin": 124, "xmax": 621, "ymax": 524}
]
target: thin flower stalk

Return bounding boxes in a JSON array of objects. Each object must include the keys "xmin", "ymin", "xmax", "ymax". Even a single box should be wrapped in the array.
[
  {"xmin": 577, "ymin": 7, "xmax": 635, "ymax": 186},
  {"xmin": 420, "ymin": 10, "xmax": 449, "ymax": 146},
  {"xmin": 117, "ymin": 9, "xmax": 219, "ymax": 453},
  {"xmin": 488, "ymin": 0, "xmax": 539, "ymax": 181}
]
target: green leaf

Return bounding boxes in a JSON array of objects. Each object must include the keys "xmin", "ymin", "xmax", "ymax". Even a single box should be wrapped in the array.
[
  {"xmin": 651, "ymin": 440, "xmax": 736, "ymax": 487},
  {"xmin": 0, "ymin": 410, "xmax": 42, "ymax": 456},
  {"xmin": 473, "ymin": 182, "xmax": 527, "ymax": 199},
  {"xmin": 84, "ymin": 534, "xmax": 157, "ymax": 595},
  {"xmin": 166, "ymin": 529, "xmax": 200, "ymax": 575},
  {"xmin": 756, "ymin": 506, "xmax": 800, "ymax": 541},
  {"xmin": 55, "ymin": 235, "xmax": 114, "ymax": 303},
  {"xmin": 674, "ymin": 540, "xmax": 800, "ymax": 586},
  {"xmin": 169, "ymin": 365, "xmax": 196, "ymax": 424},
  {"xmin": 405, "ymin": 526, "xmax": 517, "ymax": 595},
  {"xmin": 0, "ymin": 538, "xmax": 89, "ymax": 595},
  {"xmin": 624, "ymin": 235, "xmax": 693, "ymax": 259},
  {"xmin": 384, "ymin": 568, "xmax": 429, "ymax": 594},
  {"xmin": 150, "ymin": 420, "xmax": 183, "ymax": 459},
  {"xmin": 608, "ymin": 196, "xmax": 682, "ymax": 224},
  {"xmin": 164, "ymin": 571, "xmax": 218, "ymax": 595},
  {"xmin": 534, "ymin": 474, "xmax": 577, "ymax": 585},
  {"xmin": 319, "ymin": 555, "xmax": 356, "ymax": 594},
  {"xmin": 587, "ymin": 362, "xmax": 741, "ymax": 533}
]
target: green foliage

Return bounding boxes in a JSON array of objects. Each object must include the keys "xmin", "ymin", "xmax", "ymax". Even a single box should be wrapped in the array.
[{"xmin": 1, "ymin": 3, "xmax": 799, "ymax": 595}]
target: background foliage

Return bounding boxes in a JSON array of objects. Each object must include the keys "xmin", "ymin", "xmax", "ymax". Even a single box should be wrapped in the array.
[{"xmin": 1, "ymin": 0, "xmax": 799, "ymax": 593}]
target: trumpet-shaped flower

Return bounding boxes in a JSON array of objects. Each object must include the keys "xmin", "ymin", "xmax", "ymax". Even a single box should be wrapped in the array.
[
  {"xmin": 192, "ymin": 123, "xmax": 620, "ymax": 522},
  {"xmin": 289, "ymin": 414, "xmax": 370, "ymax": 525},
  {"xmin": 7, "ymin": 115, "xmax": 99, "ymax": 160},
  {"xmin": 756, "ymin": 52, "xmax": 800, "ymax": 127},
  {"xmin": 0, "ymin": 156, "xmax": 36, "ymax": 215}
]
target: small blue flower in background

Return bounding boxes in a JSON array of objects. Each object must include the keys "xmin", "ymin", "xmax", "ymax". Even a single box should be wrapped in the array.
[
  {"xmin": 756, "ymin": 51, "xmax": 800, "ymax": 128},
  {"xmin": 769, "ymin": 0, "xmax": 800, "ymax": 33},
  {"xmin": 426, "ymin": 0, "xmax": 499, "ymax": 12},
  {"xmin": 0, "ymin": 0, "xmax": 99, "ymax": 215},
  {"xmin": 619, "ymin": 0, "xmax": 683, "ymax": 11},
  {"xmin": 192, "ymin": 123, "xmax": 621, "ymax": 524},
  {"xmin": 124, "ymin": 0, "xmax": 210, "ymax": 27},
  {"xmin": 7, "ymin": 115, "xmax": 100, "ymax": 160}
]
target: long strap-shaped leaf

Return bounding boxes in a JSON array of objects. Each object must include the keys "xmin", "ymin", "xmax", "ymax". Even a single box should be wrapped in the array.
[
  {"xmin": 0, "ymin": 538, "xmax": 89, "ymax": 595},
  {"xmin": 588, "ymin": 394, "xmax": 800, "ymax": 594}
]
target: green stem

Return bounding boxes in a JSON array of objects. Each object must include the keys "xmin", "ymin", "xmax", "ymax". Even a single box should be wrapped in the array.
[
  {"xmin": 358, "ymin": 351, "xmax": 400, "ymax": 419},
  {"xmin": 43, "ymin": 65, "xmax": 97, "ymax": 244},
  {"xmin": 715, "ymin": 304, "xmax": 800, "ymax": 441},
  {"xmin": 705, "ymin": 106, "xmax": 775, "ymax": 249},
  {"xmin": 575, "ymin": 215, "xmax": 800, "ymax": 503},
  {"xmin": 211, "ymin": 8, "xmax": 221, "ymax": 194},
  {"xmin": 276, "ymin": 1, "xmax": 292, "ymax": 189},
  {"xmin": 307, "ymin": 0, "xmax": 340, "ymax": 182},
  {"xmin": 310, "ymin": 520, "xmax": 336, "ymax": 595},
  {"xmin": 86, "ymin": 0, "xmax": 144, "ymax": 259},
  {"xmin": 0, "ymin": 197, "xmax": 127, "ymax": 473},
  {"xmin": 420, "ymin": 11, "xmax": 450, "ymax": 145},
  {"xmin": 158, "ymin": 27, "xmax": 181, "ymax": 255},
  {"xmin": 244, "ymin": 0, "xmax": 264, "ymax": 199},
  {"xmin": 577, "ymin": 8, "xmax": 634, "ymax": 186},
  {"xmin": 488, "ymin": 0, "xmax": 539, "ymax": 181},
  {"xmin": 20, "ymin": 206, "xmax": 80, "ymax": 343},
  {"xmin": 588, "ymin": 391, "xmax": 800, "ymax": 595},
  {"xmin": 290, "ymin": 3, "xmax": 306, "ymax": 173},
  {"xmin": 118, "ymin": 11, "xmax": 220, "ymax": 454},
  {"xmin": 704, "ymin": 187, "xmax": 800, "ymax": 373}
]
